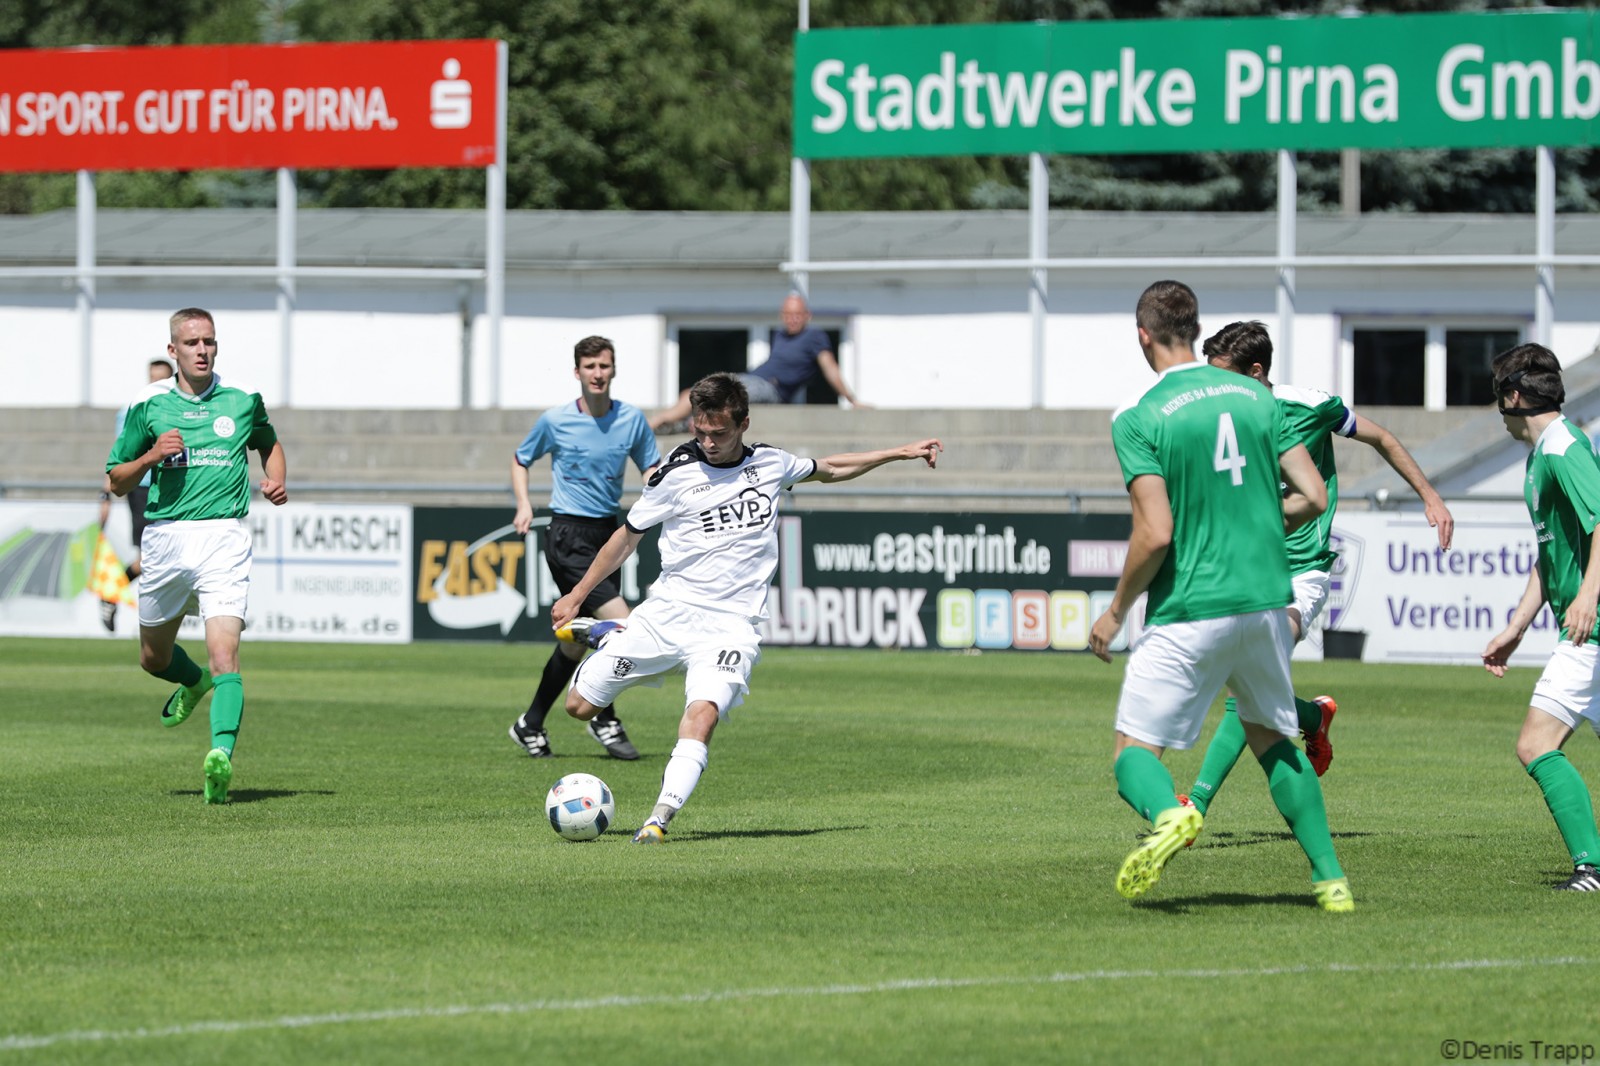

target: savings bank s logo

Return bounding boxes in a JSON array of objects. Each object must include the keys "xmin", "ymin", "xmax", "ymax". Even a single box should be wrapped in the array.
[{"xmin": 1325, "ymin": 526, "xmax": 1364, "ymax": 632}]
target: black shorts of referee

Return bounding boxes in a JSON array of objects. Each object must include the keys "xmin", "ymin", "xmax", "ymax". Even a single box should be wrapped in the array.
[{"xmin": 545, "ymin": 513, "xmax": 624, "ymax": 616}]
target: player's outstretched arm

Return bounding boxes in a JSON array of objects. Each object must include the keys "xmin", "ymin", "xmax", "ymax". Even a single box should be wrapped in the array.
[
  {"xmin": 258, "ymin": 441, "xmax": 288, "ymax": 506},
  {"xmin": 551, "ymin": 526, "xmax": 644, "ymax": 630},
  {"xmin": 1485, "ymin": 569, "xmax": 1545, "ymax": 676},
  {"xmin": 807, "ymin": 439, "xmax": 941, "ymax": 483},
  {"xmin": 1352, "ymin": 415, "xmax": 1454, "ymax": 549},
  {"xmin": 1278, "ymin": 443, "xmax": 1327, "ymax": 534}
]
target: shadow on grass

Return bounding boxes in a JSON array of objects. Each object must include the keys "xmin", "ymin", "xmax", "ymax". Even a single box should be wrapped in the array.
[
  {"xmin": 1198, "ymin": 829, "xmax": 1378, "ymax": 850},
  {"xmin": 167, "ymin": 789, "xmax": 337, "ymax": 804},
  {"xmin": 668, "ymin": 825, "xmax": 867, "ymax": 842},
  {"xmin": 1135, "ymin": 891, "xmax": 1318, "ymax": 913}
]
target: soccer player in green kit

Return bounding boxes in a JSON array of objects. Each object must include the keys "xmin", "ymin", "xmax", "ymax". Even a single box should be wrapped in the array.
[
  {"xmin": 1481, "ymin": 343, "xmax": 1600, "ymax": 892},
  {"xmin": 1090, "ymin": 281, "xmax": 1353, "ymax": 912},
  {"xmin": 106, "ymin": 308, "xmax": 288, "ymax": 805},
  {"xmin": 1184, "ymin": 321, "xmax": 1454, "ymax": 816}
]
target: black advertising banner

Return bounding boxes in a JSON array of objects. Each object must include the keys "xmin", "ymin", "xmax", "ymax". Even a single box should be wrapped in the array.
[
  {"xmin": 412, "ymin": 507, "xmax": 1131, "ymax": 651},
  {"xmin": 762, "ymin": 511, "xmax": 1132, "ymax": 651},
  {"xmin": 411, "ymin": 507, "xmax": 659, "ymax": 642}
]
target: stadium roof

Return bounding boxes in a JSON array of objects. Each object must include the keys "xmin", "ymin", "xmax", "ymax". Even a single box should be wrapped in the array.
[{"xmin": 1, "ymin": 208, "xmax": 1595, "ymax": 270}]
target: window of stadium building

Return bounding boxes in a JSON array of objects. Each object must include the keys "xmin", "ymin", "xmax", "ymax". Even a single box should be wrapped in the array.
[
  {"xmin": 1349, "ymin": 324, "xmax": 1521, "ymax": 409},
  {"xmin": 669, "ymin": 319, "xmax": 848, "ymax": 405}
]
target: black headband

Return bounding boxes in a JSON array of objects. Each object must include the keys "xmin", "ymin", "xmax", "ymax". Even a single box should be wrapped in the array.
[{"xmin": 1497, "ymin": 370, "xmax": 1561, "ymax": 416}]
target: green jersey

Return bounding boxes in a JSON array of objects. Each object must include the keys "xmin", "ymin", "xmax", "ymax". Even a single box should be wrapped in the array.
[
  {"xmin": 1111, "ymin": 361, "xmax": 1294, "ymax": 625},
  {"xmin": 106, "ymin": 375, "xmax": 278, "ymax": 523},
  {"xmin": 1524, "ymin": 417, "xmax": 1600, "ymax": 642},
  {"xmin": 1274, "ymin": 384, "xmax": 1358, "ymax": 576}
]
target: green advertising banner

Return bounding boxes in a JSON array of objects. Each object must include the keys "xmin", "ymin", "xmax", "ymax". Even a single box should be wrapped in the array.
[{"xmin": 794, "ymin": 11, "xmax": 1600, "ymax": 158}]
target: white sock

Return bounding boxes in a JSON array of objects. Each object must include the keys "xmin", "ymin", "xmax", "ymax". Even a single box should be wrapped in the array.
[{"xmin": 654, "ymin": 739, "xmax": 709, "ymax": 821}]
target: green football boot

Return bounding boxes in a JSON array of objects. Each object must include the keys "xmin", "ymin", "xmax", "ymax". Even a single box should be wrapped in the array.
[
  {"xmin": 1116, "ymin": 805, "xmax": 1203, "ymax": 899},
  {"xmin": 202, "ymin": 748, "xmax": 233, "ymax": 805},
  {"xmin": 161, "ymin": 671, "xmax": 214, "ymax": 728}
]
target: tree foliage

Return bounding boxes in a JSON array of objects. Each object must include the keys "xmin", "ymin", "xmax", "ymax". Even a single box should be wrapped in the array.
[{"xmin": 0, "ymin": 0, "xmax": 1590, "ymax": 214}]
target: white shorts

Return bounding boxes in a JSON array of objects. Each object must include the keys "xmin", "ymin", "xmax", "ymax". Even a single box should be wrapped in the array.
[
  {"xmin": 138, "ymin": 519, "xmax": 252, "ymax": 627},
  {"xmin": 571, "ymin": 597, "xmax": 762, "ymax": 718},
  {"xmin": 1530, "ymin": 641, "xmax": 1600, "ymax": 736},
  {"xmin": 1289, "ymin": 570, "xmax": 1331, "ymax": 643},
  {"xmin": 1115, "ymin": 609, "xmax": 1298, "ymax": 750}
]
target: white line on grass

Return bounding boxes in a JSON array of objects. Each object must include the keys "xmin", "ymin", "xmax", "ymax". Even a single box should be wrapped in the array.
[{"xmin": 2, "ymin": 956, "xmax": 1589, "ymax": 1052}]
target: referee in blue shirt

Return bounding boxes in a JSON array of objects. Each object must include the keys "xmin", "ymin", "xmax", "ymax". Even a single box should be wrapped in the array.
[{"xmin": 508, "ymin": 336, "xmax": 661, "ymax": 760}]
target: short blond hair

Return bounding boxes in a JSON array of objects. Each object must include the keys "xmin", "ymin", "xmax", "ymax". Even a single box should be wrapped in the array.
[{"xmin": 169, "ymin": 307, "xmax": 214, "ymax": 342}]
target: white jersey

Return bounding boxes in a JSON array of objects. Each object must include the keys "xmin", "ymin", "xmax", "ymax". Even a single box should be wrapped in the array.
[{"xmin": 627, "ymin": 441, "xmax": 817, "ymax": 623}]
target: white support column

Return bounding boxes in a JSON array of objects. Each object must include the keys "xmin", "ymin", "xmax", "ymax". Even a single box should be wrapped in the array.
[
  {"xmin": 790, "ymin": 158, "xmax": 811, "ymax": 301},
  {"xmin": 1276, "ymin": 149, "xmax": 1297, "ymax": 383},
  {"xmin": 485, "ymin": 39, "xmax": 509, "ymax": 409},
  {"xmin": 276, "ymin": 167, "xmax": 296, "ymax": 407},
  {"xmin": 790, "ymin": 1, "xmax": 811, "ymax": 301},
  {"xmin": 1536, "ymin": 145, "xmax": 1555, "ymax": 348},
  {"xmin": 76, "ymin": 170, "xmax": 95, "ymax": 406},
  {"xmin": 1028, "ymin": 152, "xmax": 1048, "ymax": 409}
]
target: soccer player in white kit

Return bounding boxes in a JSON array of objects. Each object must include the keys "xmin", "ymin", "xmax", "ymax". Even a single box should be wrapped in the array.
[{"xmin": 550, "ymin": 372, "xmax": 941, "ymax": 843}]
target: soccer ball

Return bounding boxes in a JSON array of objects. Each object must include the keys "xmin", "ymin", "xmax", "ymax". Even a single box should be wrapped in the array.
[{"xmin": 544, "ymin": 773, "xmax": 615, "ymax": 841}]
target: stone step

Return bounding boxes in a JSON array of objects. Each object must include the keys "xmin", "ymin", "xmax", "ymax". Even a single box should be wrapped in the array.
[{"xmin": 0, "ymin": 402, "xmax": 1480, "ymax": 513}]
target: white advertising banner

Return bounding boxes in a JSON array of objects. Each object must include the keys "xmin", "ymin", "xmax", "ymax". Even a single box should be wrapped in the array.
[
  {"xmin": 245, "ymin": 504, "xmax": 413, "ymax": 642},
  {"xmin": 1322, "ymin": 503, "xmax": 1554, "ymax": 667},
  {"xmin": 0, "ymin": 501, "xmax": 412, "ymax": 643}
]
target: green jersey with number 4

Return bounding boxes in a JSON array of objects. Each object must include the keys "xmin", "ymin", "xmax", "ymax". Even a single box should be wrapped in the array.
[
  {"xmin": 1111, "ymin": 361, "xmax": 1294, "ymax": 626},
  {"xmin": 106, "ymin": 376, "xmax": 278, "ymax": 523},
  {"xmin": 1524, "ymin": 417, "xmax": 1600, "ymax": 643}
]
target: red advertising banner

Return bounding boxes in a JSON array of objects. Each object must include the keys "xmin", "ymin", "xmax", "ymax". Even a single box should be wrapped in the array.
[{"xmin": 0, "ymin": 40, "xmax": 502, "ymax": 173}]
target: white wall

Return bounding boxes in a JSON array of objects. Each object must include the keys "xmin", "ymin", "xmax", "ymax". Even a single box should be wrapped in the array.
[{"xmin": 6, "ymin": 263, "xmax": 1600, "ymax": 411}]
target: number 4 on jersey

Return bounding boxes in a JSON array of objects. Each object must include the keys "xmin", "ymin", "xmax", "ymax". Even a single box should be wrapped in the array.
[{"xmin": 1214, "ymin": 412, "xmax": 1247, "ymax": 486}]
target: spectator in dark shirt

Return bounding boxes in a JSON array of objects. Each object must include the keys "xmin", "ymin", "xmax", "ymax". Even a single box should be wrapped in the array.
[{"xmin": 648, "ymin": 293, "xmax": 868, "ymax": 431}]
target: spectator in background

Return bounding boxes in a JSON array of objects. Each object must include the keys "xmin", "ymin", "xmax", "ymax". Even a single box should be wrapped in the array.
[
  {"xmin": 648, "ymin": 293, "xmax": 868, "ymax": 431},
  {"xmin": 97, "ymin": 358, "xmax": 177, "ymax": 630}
]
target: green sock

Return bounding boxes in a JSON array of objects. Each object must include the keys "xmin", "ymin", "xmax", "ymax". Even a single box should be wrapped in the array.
[
  {"xmin": 209, "ymin": 673, "xmax": 243, "ymax": 756},
  {"xmin": 1190, "ymin": 700, "xmax": 1247, "ymax": 815},
  {"xmin": 1260, "ymin": 739, "xmax": 1344, "ymax": 882},
  {"xmin": 152, "ymin": 644, "xmax": 203, "ymax": 688},
  {"xmin": 1526, "ymin": 751, "xmax": 1600, "ymax": 868},
  {"xmin": 1114, "ymin": 746, "xmax": 1178, "ymax": 823},
  {"xmin": 1295, "ymin": 696, "xmax": 1324, "ymax": 736}
]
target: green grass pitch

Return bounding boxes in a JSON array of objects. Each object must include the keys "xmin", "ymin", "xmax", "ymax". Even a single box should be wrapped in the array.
[{"xmin": 2, "ymin": 636, "xmax": 1597, "ymax": 1065}]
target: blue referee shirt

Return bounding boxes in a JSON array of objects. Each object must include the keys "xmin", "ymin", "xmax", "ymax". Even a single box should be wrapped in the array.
[{"xmin": 515, "ymin": 398, "xmax": 661, "ymax": 518}]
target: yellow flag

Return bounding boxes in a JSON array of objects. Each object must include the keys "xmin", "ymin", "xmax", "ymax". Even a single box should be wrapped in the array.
[{"xmin": 89, "ymin": 532, "xmax": 133, "ymax": 606}]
